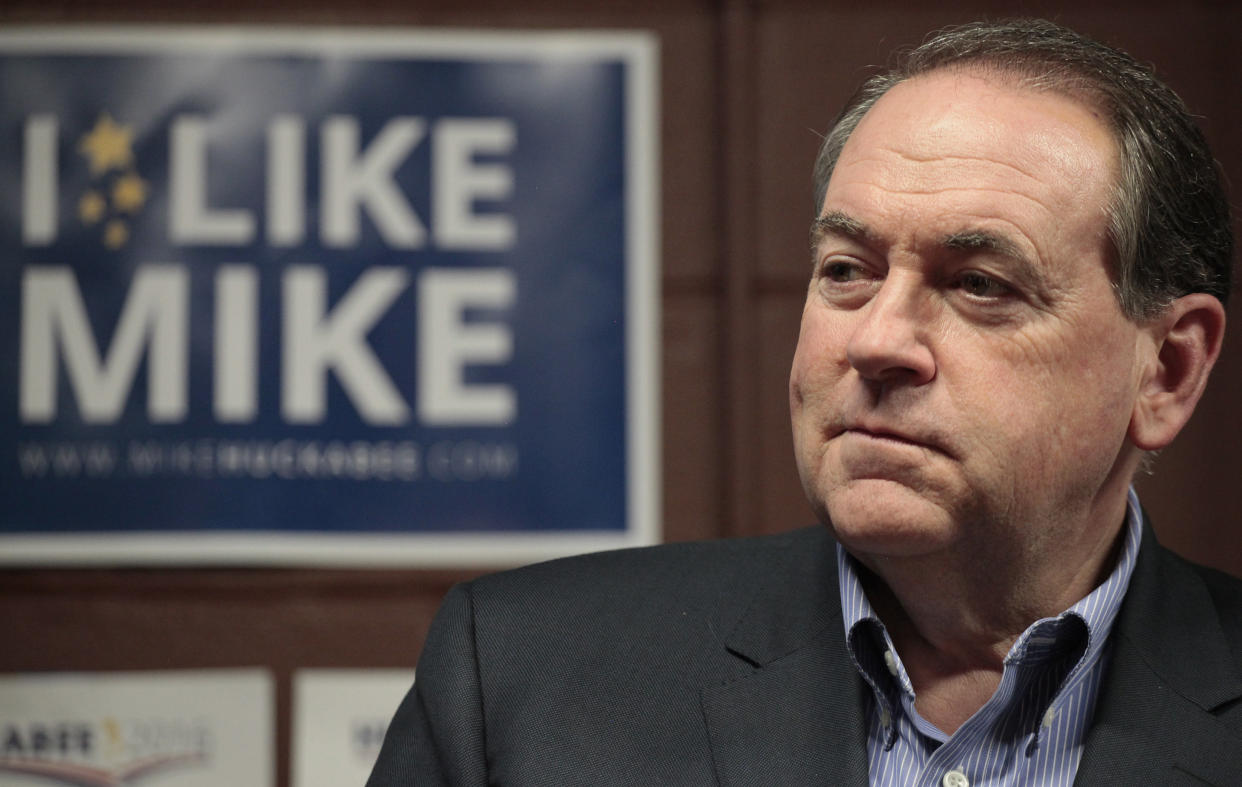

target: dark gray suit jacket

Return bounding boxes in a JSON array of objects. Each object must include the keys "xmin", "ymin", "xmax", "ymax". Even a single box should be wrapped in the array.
[{"xmin": 367, "ymin": 523, "xmax": 1242, "ymax": 785}]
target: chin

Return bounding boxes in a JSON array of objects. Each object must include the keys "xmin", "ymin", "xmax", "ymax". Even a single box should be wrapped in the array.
[{"xmin": 822, "ymin": 480, "xmax": 959, "ymax": 558}]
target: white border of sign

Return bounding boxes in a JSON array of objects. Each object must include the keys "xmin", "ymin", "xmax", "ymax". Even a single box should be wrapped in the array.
[
  {"xmin": 0, "ymin": 669, "xmax": 274, "ymax": 787},
  {"xmin": 291, "ymin": 669, "xmax": 416, "ymax": 787},
  {"xmin": 0, "ymin": 26, "xmax": 660, "ymax": 567}
]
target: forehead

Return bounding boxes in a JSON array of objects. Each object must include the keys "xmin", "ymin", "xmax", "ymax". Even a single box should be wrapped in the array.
[{"xmin": 824, "ymin": 70, "xmax": 1119, "ymax": 255}]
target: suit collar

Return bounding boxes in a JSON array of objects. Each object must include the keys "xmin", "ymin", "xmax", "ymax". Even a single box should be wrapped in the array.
[
  {"xmin": 1107, "ymin": 516, "xmax": 1242, "ymax": 709},
  {"xmin": 701, "ymin": 519, "xmax": 1242, "ymax": 785},
  {"xmin": 722, "ymin": 526, "xmax": 842, "ymax": 667},
  {"xmin": 700, "ymin": 527, "xmax": 870, "ymax": 785},
  {"xmin": 1076, "ymin": 517, "xmax": 1242, "ymax": 784}
]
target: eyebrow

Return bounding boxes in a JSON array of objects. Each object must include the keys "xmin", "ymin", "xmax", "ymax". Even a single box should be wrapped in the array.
[
  {"xmin": 942, "ymin": 229, "xmax": 1025, "ymax": 261},
  {"xmin": 811, "ymin": 212, "xmax": 1040, "ymax": 279},
  {"xmin": 941, "ymin": 228, "xmax": 1045, "ymax": 292},
  {"xmin": 809, "ymin": 210, "xmax": 876, "ymax": 249}
]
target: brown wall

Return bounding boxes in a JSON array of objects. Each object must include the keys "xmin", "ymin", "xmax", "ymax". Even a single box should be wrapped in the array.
[{"xmin": 3, "ymin": 2, "xmax": 1241, "ymax": 785}]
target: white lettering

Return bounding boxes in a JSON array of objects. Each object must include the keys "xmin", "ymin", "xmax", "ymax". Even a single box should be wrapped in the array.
[
  {"xmin": 418, "ymin": 268, "xmax": 516, "ymax": 425},
  {"xmin": 23, "ymin": 115, "xmax": 57, "ymax": 246},
  {"xmin": 170, "ymin": 116, "xmax": 256, "ymax": 244},
  {"xmin": 427, "ymin": 440, "xmax": 518, "ymax": 481},
  {"xmin": 215, "ymin": 265, "xmax": 259, "ymax": 422},
  {"xmin": 434, "ymin": 118, "xmax": 516, "ymax": 250},
  {"xmin": 267, "ymin": 115, "xmax": 306, "ymax": 246},
  {"xmin": 321, "ymin": 116, "xmax": 426, "ymax": 248},
  {"xmin": 283, "ymin": 266, "xmax": 410, "ymax": 424},
  {"xmin": 21, "ymin": 265, "xmax": 188, "ymax": 423}
]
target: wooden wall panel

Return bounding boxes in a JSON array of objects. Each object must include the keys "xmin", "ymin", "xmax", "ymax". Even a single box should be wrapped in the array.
[
  {"xmin": 756, "ymin": 291, "xmax": 812, "ymax": 530},
  {"xmin": 663, "ymin": 293, "xmax": 727, "ymax": 541}
]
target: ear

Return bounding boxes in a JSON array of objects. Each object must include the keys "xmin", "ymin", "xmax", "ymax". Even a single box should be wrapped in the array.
[{"xmin": 1129, "ymin": 293, "xmax": 1226, "ymax": 451}]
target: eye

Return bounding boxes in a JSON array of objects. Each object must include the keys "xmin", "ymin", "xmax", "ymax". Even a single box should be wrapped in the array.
[
  {"xmin": 822, "ymin": 260, "xmax": 872, "ymax": 283},
  {"xmin": 814, "ymin": 258, "xmax": 880, "ymax": 308},
  {"xmin": 954, "ymin": 271, "xmax": 1012, "ymax": 299}
]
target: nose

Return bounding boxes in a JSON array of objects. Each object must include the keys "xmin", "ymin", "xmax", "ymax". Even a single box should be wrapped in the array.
[{"xmin": 845, "ymin": 276, "xmax": 936, "ymax": 386}]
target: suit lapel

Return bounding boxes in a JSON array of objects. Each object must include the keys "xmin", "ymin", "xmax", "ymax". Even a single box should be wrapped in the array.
[
  {"xmin": 701, "ymin": 634, "xmax": 870, "ymax": 785},
  {"xmin": 699, "ymin": 528, "xmax": 870, "ymax": 785},
  {"xmin": 699, "ymin": 522, "xmax": 1242, "ymax": 785},
  {"xmin": 1075, "ymin": 524, "xmax": 1242, "ymax": 785}
]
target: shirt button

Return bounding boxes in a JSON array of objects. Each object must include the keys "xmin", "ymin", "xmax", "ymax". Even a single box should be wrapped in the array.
[
  {"xmin": 883, "ymin": 649, "xmax": 899, "ymax": 676},
  {"xmin": 942, "ymin": 769, "xmax": 969, "ymax": 787}
]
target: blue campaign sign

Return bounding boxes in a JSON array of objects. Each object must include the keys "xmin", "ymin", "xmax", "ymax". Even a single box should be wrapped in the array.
[{"xmin": 0, "ymin": 28, "xmax": 659, "ymax": 565}]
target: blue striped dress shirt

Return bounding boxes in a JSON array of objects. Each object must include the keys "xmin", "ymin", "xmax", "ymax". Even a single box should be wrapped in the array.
[{"xmin": 837, "ymin": 488, "xmax": 1142, "ymax": 787}]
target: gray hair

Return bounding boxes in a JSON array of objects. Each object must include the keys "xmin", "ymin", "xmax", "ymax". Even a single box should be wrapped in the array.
[{"xmin": 812, "ymin": 19, "xmax": 1232, "ymax": 319}]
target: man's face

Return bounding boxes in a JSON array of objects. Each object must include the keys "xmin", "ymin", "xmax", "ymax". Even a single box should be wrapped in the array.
[{"xmin": 790, "ymin": 70, "xmax": 1149, "ymax": 564}]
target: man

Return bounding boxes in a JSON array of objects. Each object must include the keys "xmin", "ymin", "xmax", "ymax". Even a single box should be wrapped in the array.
[{"xmin": 369, "ymin": 20, "xmax": 1242, "ymax": 785}]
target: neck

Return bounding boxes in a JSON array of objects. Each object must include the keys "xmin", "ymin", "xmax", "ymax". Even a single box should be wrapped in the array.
[{"xmin": 852, "ymin": 491, "xmax": 1131, "ymax": 732}]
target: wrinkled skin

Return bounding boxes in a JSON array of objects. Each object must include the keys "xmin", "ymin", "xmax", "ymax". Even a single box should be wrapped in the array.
[{"xmin": 790, "ymin": 70, "xmax": 1149, "ymax": 592}]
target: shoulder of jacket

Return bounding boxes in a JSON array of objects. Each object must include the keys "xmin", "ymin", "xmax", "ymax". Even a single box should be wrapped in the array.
[
  {"xmin": 478, "ymin": 524, "xmax": 823, "ymax": 582},
  {"xmin": 461, "ymin": 525, "xmax": 831, "ymax": 617},
  {"xmin": 1187, "ymin": 558, "xmax": 1242, "ymax": 650}
]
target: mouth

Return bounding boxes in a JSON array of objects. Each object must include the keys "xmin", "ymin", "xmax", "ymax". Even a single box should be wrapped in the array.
[{"xmin": 840, "ymin": 425, "xmax": 950, "ymax": 457}]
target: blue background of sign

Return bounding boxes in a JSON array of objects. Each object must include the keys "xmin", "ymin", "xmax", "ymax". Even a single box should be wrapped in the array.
[{"xmin": 1, "ymin": 45, "xmax": 637, "ymax": 536}]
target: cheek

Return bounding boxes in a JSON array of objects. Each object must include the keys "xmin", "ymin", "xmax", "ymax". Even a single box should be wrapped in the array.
[
  {"xmin": 790, "ymin": 305, "xmax": 852, "ymax": 392},
  {"xmin": 788, "ymin": 337, "xmax": 822, "ymax": 450},
  {"xmin": 789, "ymin": 308, "xmax": 848, "ymax": 458},
  {"xmin": 952, "ymin": 321, "xmax": 1138, "ymax": 473},
  {"xmin": 789, "ymin": 311, "xmax": 821, "ymax": 408}
]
